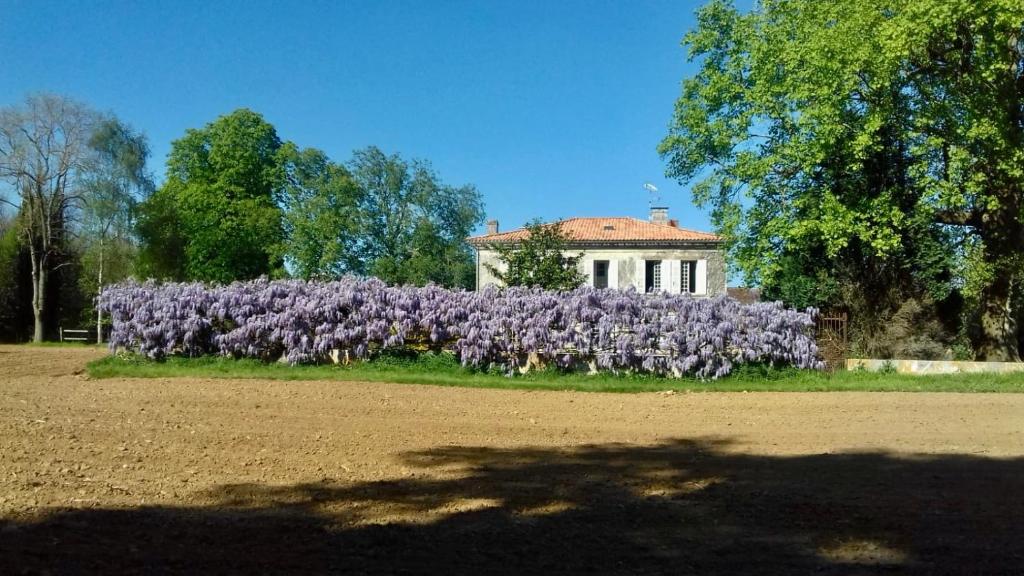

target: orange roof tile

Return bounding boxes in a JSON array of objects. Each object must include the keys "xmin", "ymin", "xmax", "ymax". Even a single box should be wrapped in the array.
[{"xmin": 467, "ymin": 217, "xmax": 721, "ymax": 244}]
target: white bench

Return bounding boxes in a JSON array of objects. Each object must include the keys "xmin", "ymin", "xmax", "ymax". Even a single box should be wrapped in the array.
[{"xmin": 59, "ymin": 328, "xmax": 90, "ymax": 343}]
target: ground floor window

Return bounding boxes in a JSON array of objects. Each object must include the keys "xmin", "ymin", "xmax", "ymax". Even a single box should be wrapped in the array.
[
  {"xmin": 593, "ymin": 260, "xmax": 609, "ymax": 289},
  {"xmin": 681, "ymin": 260, "xmax": 696, "ymax": 293},
  {"xmin": 645, "ymin": 260, "xmax": 662, "ymax": 292}
]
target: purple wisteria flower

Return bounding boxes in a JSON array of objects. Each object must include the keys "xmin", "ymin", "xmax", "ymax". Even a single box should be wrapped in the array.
[{"xmin": 99, "ymin": 277, "xmax": 825, "ymax": 379}]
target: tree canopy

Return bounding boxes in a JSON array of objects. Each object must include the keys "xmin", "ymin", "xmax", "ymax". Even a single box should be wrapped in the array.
[
  {"xmin": 278, "ymin": 143, "xmax": 361, "ymax": 280},
  {"xmin": 80, "ymin": 117, "xmax": 153, "ymax": 341},
  {"xmin": 0, "ymin": 95, "xmax": 484, "ymax": 341},
  {"xmin": 136, "ymin": 115, "xmax": 483, "ymax": 288},
  {"xmin": 349, "ymin": 146, "xmax": 483, "ymax": 288},
  {"xmin": 138, "ymin": 109, "xmax": 285, "ymax": 283},
  {"xmin": 660, "ymin": 0, "xmax": 1024, "ymax": 360},
  {"xmin": 486, "ymin": 219, "xmax": 585, "ymax": 291}
]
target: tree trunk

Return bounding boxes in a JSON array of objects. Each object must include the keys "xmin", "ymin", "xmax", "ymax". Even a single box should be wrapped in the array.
[
  {"xmin": 976, "ymin": 30, "xmax": 1024, "ymax": 362},
  {"xmin": 975, "ymin": 267, "xmax": 1019, "ymax": 362},
  {"xmin": 31, "ymin": 262, "xmax": 46, "ymax": 344},
  {"xmin": 975, "ymin": 192, "xmax": 1022, "ymax": 361},
  {"xmin": 96, "ymin": 238, "xmax": 104, "ymax": 344}
]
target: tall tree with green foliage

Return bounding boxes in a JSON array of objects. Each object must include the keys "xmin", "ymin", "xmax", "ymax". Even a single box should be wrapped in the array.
[
  {"xmin": 659, "ymin": 0, "xmax": 1024, "ymax": 360},
  {"xmin": 138, "ymin": 109, "xmax": 285, "ymax": 283},
  {"xmin": 278, "ymin": 143, "xmax": 362, "ymax": 279},
  {"xmin": 349, "ymin": 146, "xmax": 483, "ymax": 288},
  {"xmin": 486, "ymin": 219, "xmax": 585, "ymax": 291},
  {"xmin": 79, "ymin": 118, "xmax": 152, "ymax": 342}
]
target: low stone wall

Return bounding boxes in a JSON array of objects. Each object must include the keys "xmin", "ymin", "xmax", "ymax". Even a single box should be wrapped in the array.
[{"xmin": 847, "ymin": 358, "xmax": 1024, "ymax": 375}]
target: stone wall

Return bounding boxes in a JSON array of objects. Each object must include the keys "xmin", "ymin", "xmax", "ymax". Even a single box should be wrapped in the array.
[{"xmin": 847, "ymin": 358, "xmax": 1024, "ymax": 375}]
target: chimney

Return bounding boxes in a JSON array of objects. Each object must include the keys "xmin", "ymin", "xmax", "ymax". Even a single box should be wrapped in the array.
[
  {"xmin": 486, "ymin": 219, "xmax": 499, "ymax": 235},
  {"xmin": 649, "ymin": 206, "xmax": 669, "ymax": 225}
]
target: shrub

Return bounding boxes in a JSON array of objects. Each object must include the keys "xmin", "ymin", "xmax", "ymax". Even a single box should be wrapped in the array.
[
  {"xmin": 851, "ymin": 297, "xmax": 954, "ymax": 360},
  {"xmin": 100, "ymin": 278, "xmax": 823, "ymax": 379}
]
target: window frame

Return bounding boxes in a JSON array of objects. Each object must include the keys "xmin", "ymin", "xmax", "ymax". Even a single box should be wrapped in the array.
[
  {"xmin": 593, "ymin": 260, "xmax": 609, "ymax": 289},
  {"xmin": 645, "ymin": 259, "xmax": 662, "ymax": 293},
  {"xmin": 680, "ymin": 260, "xmax": 697, "ymax": 294}
]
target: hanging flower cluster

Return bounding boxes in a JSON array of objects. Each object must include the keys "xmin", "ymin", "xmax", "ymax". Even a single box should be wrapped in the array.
[{"xmin": 100, "ymin": 278, "xmax": 823, "ymax": 378}]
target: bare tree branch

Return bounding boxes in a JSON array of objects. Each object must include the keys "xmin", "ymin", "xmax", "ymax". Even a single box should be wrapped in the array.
[{"xmin": 0, "ymin": 94, "xmax": 100, "ymax": 341}]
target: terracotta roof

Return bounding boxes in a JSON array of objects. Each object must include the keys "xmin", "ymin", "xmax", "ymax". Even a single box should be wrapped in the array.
[{"xmin": 467, "ymin": 217, "xmax": 722, "ymax": 244}]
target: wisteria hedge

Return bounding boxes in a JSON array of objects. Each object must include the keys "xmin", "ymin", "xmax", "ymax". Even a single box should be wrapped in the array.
[{"xmin": 99, "ymin": 277, "xmax": 824, "ymax": 378}]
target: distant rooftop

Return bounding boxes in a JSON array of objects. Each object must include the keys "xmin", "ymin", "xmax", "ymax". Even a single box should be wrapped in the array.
[{"xmin": 467, "ymin": 217, "xmax": 721, "ymax": 245}]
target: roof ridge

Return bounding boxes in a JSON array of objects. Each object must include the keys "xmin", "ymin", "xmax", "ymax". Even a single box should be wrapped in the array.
[
  {"xmin": 625, "ymin": 216, "xmax": 714, "ymax": 233},
  {"xmin": 466, "ymin": 215, "xmax": 722, "ymax": 242}
]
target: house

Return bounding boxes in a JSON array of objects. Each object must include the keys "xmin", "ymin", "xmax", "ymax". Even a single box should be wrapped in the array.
[{"xmin": 467, "ymin": 207, "xmax": 727, "ymax": 296}]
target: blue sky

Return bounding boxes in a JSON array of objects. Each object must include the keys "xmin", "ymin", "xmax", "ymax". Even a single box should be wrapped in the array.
[{"xmin": 1, "ymin": 0, "xmax": 728, "ymax": 235}]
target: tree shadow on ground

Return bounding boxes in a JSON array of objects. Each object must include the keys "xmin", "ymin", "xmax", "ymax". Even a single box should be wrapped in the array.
[{"xmin": 2, "ymin": 438, "xmax": 1023, "ymax": 574}]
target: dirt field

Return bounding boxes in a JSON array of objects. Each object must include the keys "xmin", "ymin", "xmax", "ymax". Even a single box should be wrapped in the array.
[{"xmin": 1, "ymin": 345, "xmax": 1024, "ymax": 574}]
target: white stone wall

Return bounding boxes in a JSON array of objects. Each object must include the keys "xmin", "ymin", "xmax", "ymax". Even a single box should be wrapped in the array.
[{"xmin": 475, "ymin": 246, "xmax": 727, "ymax": 296}]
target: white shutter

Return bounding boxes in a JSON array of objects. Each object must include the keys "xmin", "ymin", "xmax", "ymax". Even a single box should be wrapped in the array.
[
  {"xmin": 581, "ymin": 256, "xmax": 593, "ymax": 287},
  {"xmin": 695, "ymin": 259, "xmax": 708, "ymax": 295},
  {"xmin": 636, "ymin": 259, "xmax": 646, "ymax": 292},
  {"xmin": 667, "ymin": 260, "xmax": 681, "ymax": 293},
  {"xmin": 608, "ymin": 259, "xmax": 619, "ymax": 289}
]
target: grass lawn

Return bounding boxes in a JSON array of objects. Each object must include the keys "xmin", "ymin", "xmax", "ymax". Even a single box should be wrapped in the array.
[{"xmin": 85, "ymin": 352, "xmax": 1024, "ymax": 393}]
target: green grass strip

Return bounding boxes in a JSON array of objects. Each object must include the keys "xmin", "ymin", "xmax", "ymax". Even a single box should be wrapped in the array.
[{"xmin": 85, "ymin": 352, "xmax": 1024, "ymax": 393}]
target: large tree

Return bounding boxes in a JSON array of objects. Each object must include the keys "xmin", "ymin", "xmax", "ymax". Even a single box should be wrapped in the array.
[
  {"xmin": 138, "ymin": 109, "xmax": 285, "ymax": 283},
  {"xmin": 278, "ymin": 143, "xmax": 362, "ymax": 280},
  {"xmin": 79, "ymin": 118, "xmax": 152, "ymax": 342},
  {"xmin": 349, "ymin": 146, "xmax": 483, "ymax": 288},
  {"xmin": 0, "ymin": 94, "xmax": 98, "ymax": 342},
  {"xmin": 659, "ymin": 0, "xmax": 1024, "ymax": 360}
]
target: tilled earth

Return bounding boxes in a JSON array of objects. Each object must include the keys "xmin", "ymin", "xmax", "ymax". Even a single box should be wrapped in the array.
[{"xmin": 1, "ymin": 345, "xmax": 1024, "ymax": 574}]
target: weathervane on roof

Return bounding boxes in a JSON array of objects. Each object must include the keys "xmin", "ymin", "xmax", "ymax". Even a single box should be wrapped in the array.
[{"xmin": 643, "ymin": 182, "xmax": 662, "ymax": 208}]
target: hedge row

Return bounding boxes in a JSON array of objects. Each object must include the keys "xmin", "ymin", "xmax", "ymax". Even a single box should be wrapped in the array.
[{"xmin": 100, "ymin": 278, "xmax": 823, "ymax": 378}]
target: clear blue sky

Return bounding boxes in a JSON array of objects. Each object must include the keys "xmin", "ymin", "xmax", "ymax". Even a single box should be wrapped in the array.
[{"xmin": 1, "ymin": 0, "xmax": 733, "ymax": 235}]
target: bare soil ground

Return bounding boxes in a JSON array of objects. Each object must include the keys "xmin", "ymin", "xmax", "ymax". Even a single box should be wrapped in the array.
[{"xmin": 2, "ymin": 345, "xmax": 1024, "ymax": 574}]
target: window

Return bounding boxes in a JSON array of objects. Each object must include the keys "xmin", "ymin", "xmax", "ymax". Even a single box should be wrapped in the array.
[
  {"xmin": 645, "ymin": 260, "xmax": 662, "ymax": 293},
  {"xmin": 680, "ymin": 261, "xmax": 697, "ymax": 293},
  {"xmin": 593, "ymin": 260, "xmax": 609, "ymax": 289}
]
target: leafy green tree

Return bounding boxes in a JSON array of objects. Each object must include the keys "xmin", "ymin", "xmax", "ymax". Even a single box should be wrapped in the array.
[
  {"xmin": 0, "ymin": 211, "xmax": 28, "ymax": 341},
  {"xmin": 385, "ymin": 217, "xmax": 477, "ymax": 287},
  {"xmin": 486, "ymin": 219, "xmax": 585, "ymax": 291},
  {"xmin": 135, "ymin": 187, "xmax": 187, "ymax": 280},
  {"xmin": 278, "ymin": 144, "xmax": 362, "ymax": 279},
  {"xmin": 79, "ymin": 118, "xmax": 152, "ymax": 341},
  {"xmin": 659, "ymin": 0, "xmax": 1024, "ymax": 360},
  {"xmin": 138, "ymin": 109, "xmax": 285, "ymax": 283},
  {"xmin": 349, "ymin": 146, "xmax": 483, "ymax": 288}
]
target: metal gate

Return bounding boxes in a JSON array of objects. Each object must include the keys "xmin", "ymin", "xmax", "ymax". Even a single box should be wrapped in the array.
[{"xmin": 815, "ymin": 311, "xmax": 848, "ymax": 371}]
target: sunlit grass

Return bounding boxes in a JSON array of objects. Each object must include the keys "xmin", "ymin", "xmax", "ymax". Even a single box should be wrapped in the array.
[{"xmin": 85, "ymin": 351, "xmax": 1024, "ymax": 393}]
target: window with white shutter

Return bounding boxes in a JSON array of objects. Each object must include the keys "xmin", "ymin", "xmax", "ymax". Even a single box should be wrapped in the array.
[
  {"xmin": 644, "ymin": 260, "xmax": 662, "ymax": 292},
  {"xmin": 680, "ymin": 261, "xmax": 697, "ymax": 293}
]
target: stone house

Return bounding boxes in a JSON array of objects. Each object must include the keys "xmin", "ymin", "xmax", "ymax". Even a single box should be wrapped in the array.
[{"xmin": 467, "ymin": 207, "xmax": 726, "ymax": 296}]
